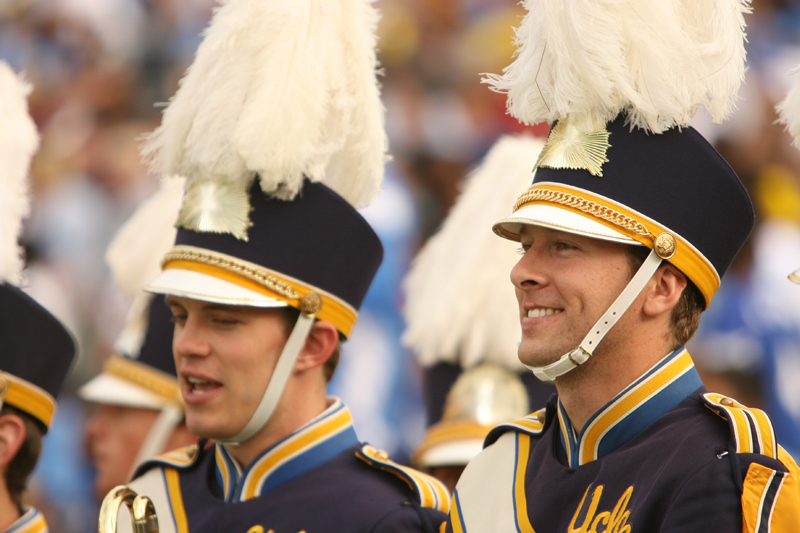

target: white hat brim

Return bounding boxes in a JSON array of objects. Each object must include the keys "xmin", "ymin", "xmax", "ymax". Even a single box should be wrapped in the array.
[
  {"xmin": 146, "ymin": 268, "xmax": 289, "ymax": 308},
  {"xmin": 417, "ymin": 438, "xmax": 485, "ymax": 468},
  {"xmin": 494, "ymin": 204, "xmax": 640, "ymax": 245},
  {"xmin": 78, "ymin": 373, "xmax": 169, "ymax": 410}
]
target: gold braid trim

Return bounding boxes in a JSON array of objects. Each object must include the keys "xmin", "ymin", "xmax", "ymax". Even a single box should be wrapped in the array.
[
  {"xmin": 162, "ymin": 249, "xmax": 300, "ymax": 301},
  {"xmin": 104, "ymin": 356, "xmax": 183, "ymax": 406},
  {"xmin": 514, "ymin": 189, "xmax": 652, "ymax": 237}
]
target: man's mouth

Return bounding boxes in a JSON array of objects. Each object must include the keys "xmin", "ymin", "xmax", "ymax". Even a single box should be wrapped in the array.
[
  {"xmin": 527, "ymin": 307, "xmax": 563, "ymax": 318},
  {"xmin": 186, "ymin": 376, "xmax": 221, "ymax": 395}
]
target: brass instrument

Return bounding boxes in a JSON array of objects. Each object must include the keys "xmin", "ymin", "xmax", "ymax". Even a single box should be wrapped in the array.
[{"xmin": 98, "ymin": 485, "xmax": 159, "ymax": 533}]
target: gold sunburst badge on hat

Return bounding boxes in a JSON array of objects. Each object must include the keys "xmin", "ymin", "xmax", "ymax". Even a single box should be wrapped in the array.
[
  {"xmin": 535, "ymin": 119, "xmax": 611, "ymax": 177},
  {"xmin": 176, "ymin": 181, "xmax": 252, "ymax": 241}
]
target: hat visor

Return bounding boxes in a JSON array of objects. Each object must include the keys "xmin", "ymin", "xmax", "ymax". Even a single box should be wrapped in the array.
[
  {"xmin": 78, "ymin": 373, "xmax": 169, "ymax": 410},
  {"xmin": 790, "ymin": 268, "xmax": 800, "ymax": 285},
  {"xmin": 493, "ymin": 204, "xmax": 640, "ymax": 245},
  {"xmin": 417, "ymin": 438, "xmax": 485, "ymax": 468},
  {"xmin": 146, "ymin": 268, "xmax": 289, "ymax": 308}
]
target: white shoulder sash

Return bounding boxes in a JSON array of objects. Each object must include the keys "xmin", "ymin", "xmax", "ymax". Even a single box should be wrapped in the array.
[{"xmin": 450, "ymin": 432, "xmax": 523, "ymax": 533}]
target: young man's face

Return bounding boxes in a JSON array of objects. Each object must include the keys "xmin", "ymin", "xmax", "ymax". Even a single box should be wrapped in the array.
[
  {"xmin": 167, "ymin": 297, "xmax": 290, "ymax": 440},
  {"xmin": 512, "ymin": 225, "xmax": 635, "ymax": 369}
]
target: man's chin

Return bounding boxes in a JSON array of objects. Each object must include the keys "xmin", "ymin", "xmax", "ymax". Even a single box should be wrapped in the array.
[
  {"xmin": 518, "ymin": 348, "xmax": 569, "ymax": 369},
  {"xmin": 186, "ymin": 418, "xmax": 236, "ymax": 442}
]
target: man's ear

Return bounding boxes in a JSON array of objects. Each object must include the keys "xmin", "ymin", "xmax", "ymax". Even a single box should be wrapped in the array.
[
  {"xmin": 295, "ymin": 321, "xmax": 339, "ymax": 372},
  {"xmin": 642, "ymin": 264, "xmax": 687, "ymax": 317},
  {"xmin": 0, "ymin": 414, "xmax": 26, "ymax": 470}
]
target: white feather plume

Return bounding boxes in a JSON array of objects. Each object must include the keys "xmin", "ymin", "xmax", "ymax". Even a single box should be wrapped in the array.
[
  {"xmin": 0, "ymin": 62, "xmax": 38, "ymax": 285},
  {"xmin": 106, "ymin": 176, "xmax": 184, "ymax": 356},
  {"xmin": 141, "ymin": 0, "xmax": 386, "ymax": 208},
  {"xmin": 403, "ymin": 135, "xmax": 545, "ymax": 370},
  {"xmin": 776, "ymin": 66, "xmax": 800, "ymax": 149},
  {"xmin": 484, "ymin": 0, "xmax": 750, "ymax": 133}
]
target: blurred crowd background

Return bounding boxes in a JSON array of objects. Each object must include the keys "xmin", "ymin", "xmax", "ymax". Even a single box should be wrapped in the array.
[{"xmin": 4, "ymin": 0, "xmax": 800, "ymax": 531}]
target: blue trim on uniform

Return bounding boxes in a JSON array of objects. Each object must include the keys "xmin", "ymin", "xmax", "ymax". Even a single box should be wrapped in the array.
[
  {"xmin": 453, "ymin": 488, "xmax": 468, "ymax": 533},
  {"xmin": 595, "ymin": 364, "xmax": 701, "ymax": 459},
  {"xmin": 557, "ymin": 403, "xmax": 577, "ymax": 467},
  {"xmin": 512, "ymin": 433, "xmax": 522, "ymax": 533},
  {"xmin": 258, "ymin": 425, "xmax": 358, "ymax": 494},
  {"xmin": 160, "ymin": 468, "xmax": 180, "ymax": 533},
  {"xmin": 215, "ymin": 446, "xmax": 241, "ymax": 501},
  {"xmin": 558, "ymin": 348, "xmax": 703, "ymax": 467},
  {"xmin": 216, "ymin": 398, "xmax": 359, "ymax": 502}
]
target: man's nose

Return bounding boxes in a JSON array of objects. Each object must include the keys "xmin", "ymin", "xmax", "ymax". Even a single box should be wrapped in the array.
[
  {"xmin": 173, "ymin": 316, "xmax": 211, "ymax": 359},
  {"xmin": 511, "ymin": 243, "xmax": 549, "ymax": 291}
]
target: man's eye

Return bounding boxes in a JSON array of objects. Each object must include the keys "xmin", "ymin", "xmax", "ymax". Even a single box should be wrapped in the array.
[
  {"xmin": 555, "ymin": 241, "xmax": 577, "ymax": 251},
  {"xmin": 518, "ymin": 244, "xmax": 531, "ymax": 255},
  {"xmin": 170, "ymin": 314, "xmax": 186, "ymax": 325}
]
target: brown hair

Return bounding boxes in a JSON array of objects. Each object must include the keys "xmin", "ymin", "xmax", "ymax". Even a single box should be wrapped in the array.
[
  {"xmin": 278, "ymin": 307, "xmax": 341, "ymax": 382},
  {"xmin": 626, "ymin": 245, "xmax": 704, "ymax": 348},
  {"xmin": 1, "ymin": 405, "xmax": 43, "ymax": 511}
]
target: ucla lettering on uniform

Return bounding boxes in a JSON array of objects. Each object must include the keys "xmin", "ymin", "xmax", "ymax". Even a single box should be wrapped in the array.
[{"xmin": 568, "ymin": 485, "xmax": 633, "ymax": 533}]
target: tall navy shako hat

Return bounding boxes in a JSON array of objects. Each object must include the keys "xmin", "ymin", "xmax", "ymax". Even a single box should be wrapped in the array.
[
  {"xmin": 149, "ymin": 180, "xmax": 383, "ymax": 338},
  {"xmin": 0, "ymin": 285, "xmax": 75, "ymax": 431},
  {"xmin": 483, "ymin": 0, "xmax": 751, "ymax": 381},
  {"xmin": 139, "ymin": 0, "xmax": 388, "ymax": 443},
  {"xmin": 494, "ymin": 115, "xmax": 754, "ymax": 309}
]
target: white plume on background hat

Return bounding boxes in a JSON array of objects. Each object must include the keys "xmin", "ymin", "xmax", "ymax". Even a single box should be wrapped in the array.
[
  {"xmin": 776, "ymin": 65, "xmax": 800, "ymax": 284},
  {"xmin": 403, "ymin": 134, "xmax": 545, "ymax": 371},
  {"xmin": 0, "ymin": 62, "xmax": 38, "ymax": 285},
  {"xmin": 105, "ymin": 176, "xmax": 184, "ymax": 357}
]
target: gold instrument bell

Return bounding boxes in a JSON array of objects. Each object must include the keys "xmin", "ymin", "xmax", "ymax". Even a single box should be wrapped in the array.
[
  {"xmin": 413, "ymin": 363, "xmax": 530, "ymax": 470},
  {"xmin": 97, "ymin": 485, "xmax": 159, "ymax": 533}
]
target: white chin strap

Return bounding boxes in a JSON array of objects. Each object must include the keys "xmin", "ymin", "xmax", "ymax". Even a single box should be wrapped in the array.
[
  {"xmin": 529, "ymin": 248, "xmax": 663, "ymax": 382},
  {"xmin": 218, "ymin": 310, "xmax": 316, "ymax": 445},
  {"xmin": 129, "ymin": 403, "xmax": 184, "ymax": 479}
]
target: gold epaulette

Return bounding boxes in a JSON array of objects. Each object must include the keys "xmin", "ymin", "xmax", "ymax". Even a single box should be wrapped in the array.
[
  {"xmin": 356, "ymin": 444, "xmax": 450, "ymax": 513},
  {"xmin": 702, "ymin": 393, "xmax": 777, "ymax": 458}
]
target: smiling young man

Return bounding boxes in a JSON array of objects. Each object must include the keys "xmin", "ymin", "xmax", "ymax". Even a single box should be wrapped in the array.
[
  {"xmin": 446, "ymin": 2, "xmax": 800, "ymax": 532},
  {"xmin": 98, "ymin": 1, "xmax": 449, "ymax": 532}
]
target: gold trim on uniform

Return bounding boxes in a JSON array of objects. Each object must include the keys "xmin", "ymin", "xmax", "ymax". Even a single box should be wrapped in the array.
[
  {"xmin": 1, "ymin": 372, "xmax": 56, "ymax": 429},
  {"xmin": 161, "ymin": 245, "xmax": 358, "ymax": 337},
  {"xmin": 357, "ymin": 444, "xmax": 451, "ymax": 513},
  {"xmin": 104, "ymin": 356, "xmax": 183, "ymax": 406},
  {"xmin": 703, "ymin": 393, "xmax": 777, "ymax": 458}
]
